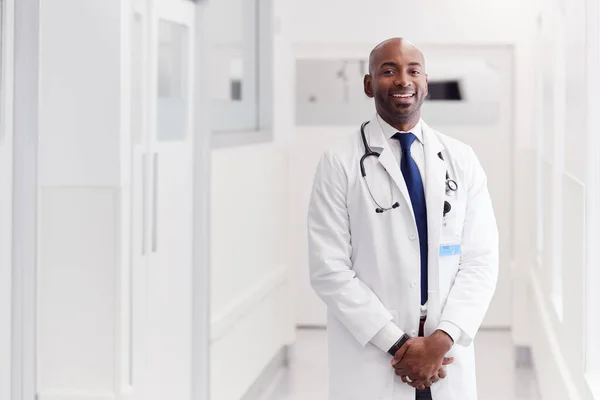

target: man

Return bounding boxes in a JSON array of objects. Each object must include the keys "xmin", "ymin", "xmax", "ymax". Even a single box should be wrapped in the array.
[{"xmin": 306, "ymin": 38, "xmax": 499, "ymax": 400}]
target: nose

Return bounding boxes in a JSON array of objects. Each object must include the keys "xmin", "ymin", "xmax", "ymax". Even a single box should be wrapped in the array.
[{"xmin": 394, "ymin": 72, "xmax": 412, "ymax": 87}]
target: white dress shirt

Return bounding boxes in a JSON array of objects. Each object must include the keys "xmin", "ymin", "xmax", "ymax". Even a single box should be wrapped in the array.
[{"xmin": 369, "ymin": 114, "xmax": 462, "ymax": 352}]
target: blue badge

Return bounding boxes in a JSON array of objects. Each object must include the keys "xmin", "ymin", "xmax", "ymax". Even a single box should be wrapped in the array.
[{"xmin": 439, "ymin": 244, "xmax": 461, "ymax": 257}]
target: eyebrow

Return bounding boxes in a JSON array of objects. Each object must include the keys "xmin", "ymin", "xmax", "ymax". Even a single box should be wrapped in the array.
[{"xmin": 379, "ymin": 61, "xmax": 423, "ymax": 69}]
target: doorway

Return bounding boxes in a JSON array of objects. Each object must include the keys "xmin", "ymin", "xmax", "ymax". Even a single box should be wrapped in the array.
[{"xmin": 128, "ymin": 1, "xmax": 205, "ymax": 399}]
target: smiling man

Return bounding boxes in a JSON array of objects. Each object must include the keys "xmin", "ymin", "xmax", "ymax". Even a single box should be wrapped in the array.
[
  {"xmin": 366, "ymin": 38, "xmax": 428, "ymax": 132},
  {"xmin": 307, "ymin": 38, "xmax": 499, "ymax": 400}
]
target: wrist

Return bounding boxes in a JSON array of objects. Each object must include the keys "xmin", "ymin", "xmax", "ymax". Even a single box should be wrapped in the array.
[
  {"xmin": 387, "ymin": 333, "xmax": 410, "ymax": 356},
  {"xmin": 430, "ymin": 330, "xmax": 453, "ymax": 353}
]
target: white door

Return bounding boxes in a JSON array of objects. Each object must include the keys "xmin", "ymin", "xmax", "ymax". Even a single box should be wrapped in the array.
[
  {"xmin": 128, "ymin": 1, "xmax": 150, "ymax": 398},
  {"xmin": 146, "ymin": 2, "xmax": 195, "ymax": 399},
  {"xmin": 129, "ymin": 1, "xmax": 196, "ymax": 399}
]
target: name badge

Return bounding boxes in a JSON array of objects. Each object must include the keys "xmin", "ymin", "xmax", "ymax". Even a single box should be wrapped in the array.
[{"xmin": 439, "ymin": 244, "xmax": 461, "ymax": 257}]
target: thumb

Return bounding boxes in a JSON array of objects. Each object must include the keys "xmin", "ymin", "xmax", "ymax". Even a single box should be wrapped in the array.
[
  {"xmin": 442, "ymin": 357, "xmax": 455, "ymax": 365},
  {"xmin": 391, "ymin": 345, "xmax": 409, "ymax": 366}
]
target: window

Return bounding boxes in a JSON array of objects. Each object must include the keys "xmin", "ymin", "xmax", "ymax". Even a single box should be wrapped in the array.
[
  {"xmin": 157, "ymin": 20, "xmax": 189, "ymax": 142},
  {"xmin": 208, "ymin": 0, "xmax": 273, "ymax": 146}
]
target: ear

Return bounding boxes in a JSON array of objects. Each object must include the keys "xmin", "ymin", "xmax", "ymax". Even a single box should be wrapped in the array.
[
  {"xmin": 424, "ymin": 73, "xmax": 429, "ymax": 97},
  {"xmin": 364, "ymin": 74, "xmax": 374, "ymax": 98}
]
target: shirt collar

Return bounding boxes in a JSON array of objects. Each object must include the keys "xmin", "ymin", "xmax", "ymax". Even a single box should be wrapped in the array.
[{"xmin": 376, "ymin": 114, "xmax": 423, "ymax": 144}]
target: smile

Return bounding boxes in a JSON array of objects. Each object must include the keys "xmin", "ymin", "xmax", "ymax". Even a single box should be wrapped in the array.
[{"xmin": 391, "ymin": 93, "xmax": 415, "ymax": 98}]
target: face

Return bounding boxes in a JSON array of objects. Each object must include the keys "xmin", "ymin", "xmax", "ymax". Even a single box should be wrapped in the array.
[{"xmin": 364, "ymin": 41, "xmax": 428, "ymax": 128}]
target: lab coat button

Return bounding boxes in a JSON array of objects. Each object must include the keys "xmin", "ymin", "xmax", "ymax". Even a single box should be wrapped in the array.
[
  {"xmin": 410, "ymin": 281, "xmax": 417, "ymax": 288},
  {"xmin": 410, "ymin": 331, "xmax": 418, "ymax": 337},
  {"xmin": 409, "ymin": 234, "xmax": 417, "ymax": 240}
]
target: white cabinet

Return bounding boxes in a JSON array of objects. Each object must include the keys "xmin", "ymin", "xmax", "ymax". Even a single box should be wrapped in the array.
[{"xmin": 126, "ymin": 1, "xmax": 196, "ymax": 399}]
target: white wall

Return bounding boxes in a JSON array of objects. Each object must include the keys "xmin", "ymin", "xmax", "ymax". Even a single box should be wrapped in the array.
[
  {"xmin": 208, "ymin": 0, "xmax": 297, "ymax": 399},
  {"xmin": 36, "ymin": 2, "xmax": 124, "ymax": 399},
  {"xmin": 288, "ymin": 0, "xmax": 538, "ymax": 340},
  {"xmin": 0, "ymin": 41, "xmax": 13, "ymax": 400},
  {"xmin": 0, "ymin": 127, "xmax": 12, "ymax": 400},
  {"xmin": 529, "ymin": 1, "xmax": 599, "ymax": 399},
  {"xmin": 0, "ymin": 2, "xmax": 14, "ymax": 397}
]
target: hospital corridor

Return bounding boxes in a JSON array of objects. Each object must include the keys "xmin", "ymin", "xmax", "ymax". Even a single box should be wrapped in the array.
[{"xmin": 1, "ymin": 1, "xmax": 600, "ymax": 400}]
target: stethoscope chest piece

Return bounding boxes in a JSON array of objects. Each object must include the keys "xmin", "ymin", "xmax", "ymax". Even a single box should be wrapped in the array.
[{"xmin": 446, "ymin": 178, "xmax": 458, "ymax": 194}]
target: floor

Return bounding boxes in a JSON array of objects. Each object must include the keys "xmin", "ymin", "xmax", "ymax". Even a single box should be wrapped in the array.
[{"xmin": 263, "ymin": 329, "xmax": 541, "ymax": 400}]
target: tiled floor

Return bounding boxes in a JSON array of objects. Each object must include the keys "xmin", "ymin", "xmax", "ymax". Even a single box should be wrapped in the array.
[{"xmin": 263, "ymin": 329, "xmax": 541, "ymax": 400}]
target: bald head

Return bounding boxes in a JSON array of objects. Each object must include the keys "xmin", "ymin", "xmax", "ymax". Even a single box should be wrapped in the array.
[
  {"xmin": 368, "ymin": 38, "xmax": 425, "ymax": 75},
  {"xmin": 363, "ymin": 37, "xmax": 428, "ymax": 131}
]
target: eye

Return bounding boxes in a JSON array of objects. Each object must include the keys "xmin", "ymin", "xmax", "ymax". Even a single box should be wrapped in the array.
[
  {"xmin": 382, "ymin": 69, "xmax": 395, "ymax": 75},
  {"xmin": 410, "ymin": 70, "xmax": 421, "ymax": 76}
]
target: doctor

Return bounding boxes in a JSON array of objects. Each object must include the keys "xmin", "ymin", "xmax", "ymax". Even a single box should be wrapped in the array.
[{"xmin": 307, "ymin": 38, "xmax": 499, "ymax": 400}]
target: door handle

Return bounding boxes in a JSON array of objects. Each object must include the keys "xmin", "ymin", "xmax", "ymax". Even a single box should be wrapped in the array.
[
  {"xmin": 142, "ymin": 153, "xmax": 148, "ymax": 255},
  {"xmin": 152, "ymin": 152, "xmax": 158, "ymax": 252}
]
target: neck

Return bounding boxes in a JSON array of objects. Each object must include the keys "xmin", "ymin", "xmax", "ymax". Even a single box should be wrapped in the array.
[{"xmin": 380, "ymin": 113, "xmax": 420, "ymax": 132}]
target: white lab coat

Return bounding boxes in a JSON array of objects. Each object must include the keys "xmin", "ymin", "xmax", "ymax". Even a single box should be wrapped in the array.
[{"xmin": 307, "ymin": 115, "xmax": 499, "ymax": 400}]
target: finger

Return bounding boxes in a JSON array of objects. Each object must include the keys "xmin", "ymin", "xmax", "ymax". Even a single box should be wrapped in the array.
[
  {"xmin": 394, "ymin": 366, "xmax": 408, "ymax": 375},
  {"xmin": 420, "ymin": 379, "xmax": 433, "ymax": 388},
  {"xmin": 442, "ymin": 357, "xmax": 455, "ymax": 365},
  {"xmin": 438, "ymin": 368, "xmax": 447, "ymax": 379},
  {"xmin": 391, "ymin": 344, "xmax": 410, "ymax": 366},
  {"xmin": 410, "ymin": 378, "xmax": 428, "ymax": 389}
]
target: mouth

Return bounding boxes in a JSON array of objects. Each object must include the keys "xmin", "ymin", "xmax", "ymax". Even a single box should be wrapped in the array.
[{"xmin": 390, "ymin": 93, "xmax": 415, "ymax": 104}]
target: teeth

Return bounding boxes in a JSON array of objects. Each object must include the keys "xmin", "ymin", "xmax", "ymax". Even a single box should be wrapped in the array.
[{"xmin": 393, "ymin": 94, "xmax": 414, "ymax": 98}]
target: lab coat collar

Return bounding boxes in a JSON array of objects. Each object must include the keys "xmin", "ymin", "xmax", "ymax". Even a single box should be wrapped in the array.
[
  {"xmin": 364, "ymin": 114, "xmax": 441, "ymax": 154},
  {"xmin": 363, "ymin": 114, "xmax": 446, "ymax": 226},
  {"xmin": 376, "ymin": 114, "xmax": 424, "ymax": 144}
]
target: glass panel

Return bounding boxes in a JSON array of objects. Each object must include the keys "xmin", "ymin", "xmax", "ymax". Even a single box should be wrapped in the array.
[
  {"xmin": 211, "ymin": 0, "xmax": 251, "ymax": 102},
  {"xmin": 157, "ymin": 20, "xmax": 188, "ymax": 142},
  {"xmin": 131, "ymin": 12, "xmax": 144, "ymax": 146},
  {"xmin": 209, "ymin": 0, "xmax": 259, "ymax": 131}
]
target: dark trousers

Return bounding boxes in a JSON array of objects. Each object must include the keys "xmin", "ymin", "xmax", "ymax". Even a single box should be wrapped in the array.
[
  {"xmin": 415, "ymin": 319, "xmax": 433, "ymax": 400},
  {"xmin": 416, "ymin": 387, "xmax": 432, "ymax": 400}
]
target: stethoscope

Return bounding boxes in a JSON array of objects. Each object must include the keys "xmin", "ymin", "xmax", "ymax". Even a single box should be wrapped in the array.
[{"xmin": 359, "ymin": 121, "xmax": 458, "ymax": 215}]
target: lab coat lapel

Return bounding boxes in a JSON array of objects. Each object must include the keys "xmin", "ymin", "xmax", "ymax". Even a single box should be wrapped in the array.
[
  {"xmin": 364, "ymin": 116, "xmax": 414, "ymax": 217},
  {"xmin": 422, "ymin": 122, "xmax": 446, "ymax": 248}
]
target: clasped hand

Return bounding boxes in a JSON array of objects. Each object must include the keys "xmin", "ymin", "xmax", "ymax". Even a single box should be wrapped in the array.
[{"xmin": 390, "ymin": 330, "xmax": 454, "ymax": 390}]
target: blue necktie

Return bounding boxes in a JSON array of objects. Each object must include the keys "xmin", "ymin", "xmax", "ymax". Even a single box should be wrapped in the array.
[{"xmin": 393, "ymin": 132, "xmax": 428, "ymax": 305}]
